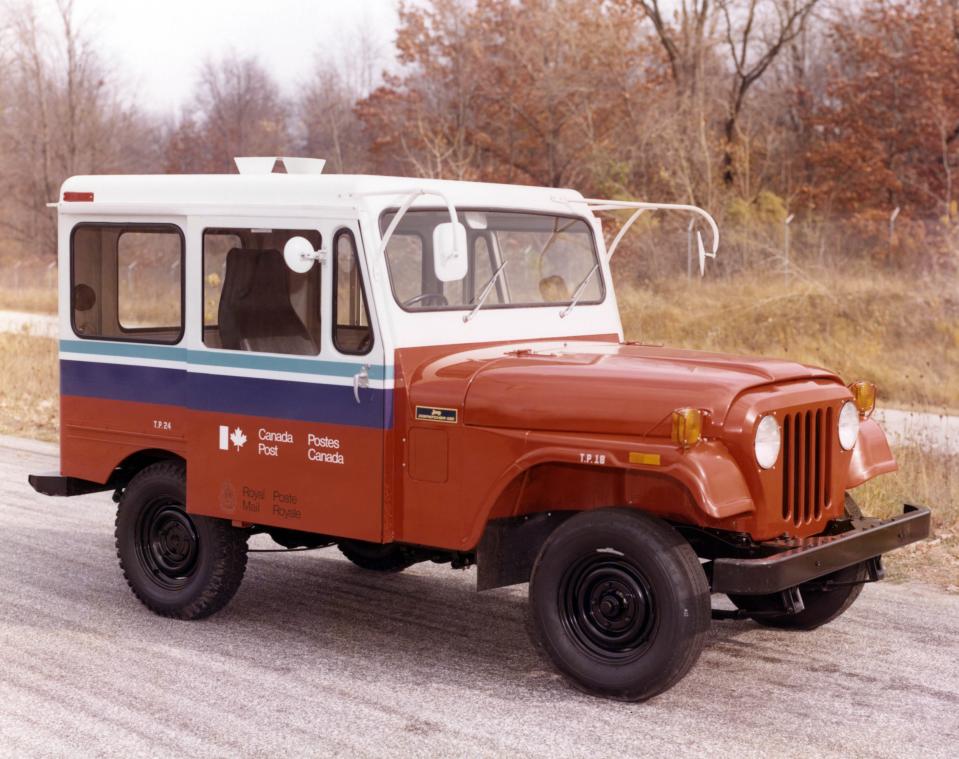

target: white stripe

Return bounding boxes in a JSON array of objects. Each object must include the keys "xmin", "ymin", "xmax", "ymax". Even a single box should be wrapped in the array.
[{"xmin": 60, "ymin": 352, "xmax": 184, "ymax": 370}]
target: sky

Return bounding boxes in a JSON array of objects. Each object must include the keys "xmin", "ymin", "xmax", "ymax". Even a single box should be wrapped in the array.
[{"xmin": 53, "ymin": 0, "xmax": 401, "ymax": 114}]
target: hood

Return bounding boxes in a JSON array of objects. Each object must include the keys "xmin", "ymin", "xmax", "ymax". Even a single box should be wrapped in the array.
[{"xmin": 405, "ymin": 340, "xmax": 838, "ymax": 438}]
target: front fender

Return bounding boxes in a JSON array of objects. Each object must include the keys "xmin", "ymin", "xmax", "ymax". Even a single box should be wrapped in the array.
[
  {"xmin": 661, "ymin": 440, "xmax": 755, "ymax": 520},
  {"xmin": 846, "ymin": 418, "xmax": 897, "ymax": 489},
  {"xmin": 464, "ymin": 434, "xmax": 755, "ymax": 548}
]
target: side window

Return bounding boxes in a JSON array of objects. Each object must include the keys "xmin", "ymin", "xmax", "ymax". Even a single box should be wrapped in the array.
[
  {"xmin": 202, "ymin": 228, "xmax": 322, "ymax": 356},
  {"xmin": 333, "ymin": 230, "xmax": 373, "ymax": 355},
  {"xmin": 71, "ymin": 223, "xmax": 183, "ymax": 344}
]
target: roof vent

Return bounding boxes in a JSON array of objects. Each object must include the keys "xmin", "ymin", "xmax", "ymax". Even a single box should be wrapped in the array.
[{"xmin": 233, "ymin": 157, "xmax": 326, "ymax": 175}]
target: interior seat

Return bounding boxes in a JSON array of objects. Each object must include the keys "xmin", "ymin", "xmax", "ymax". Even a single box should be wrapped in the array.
[
  {"xmin": 218, "ymin": 248, "xmax": 317, "ymax": 355},
  {"xmin": 218, "ymin": 248, "xmax": 260, "ymax": 350}
]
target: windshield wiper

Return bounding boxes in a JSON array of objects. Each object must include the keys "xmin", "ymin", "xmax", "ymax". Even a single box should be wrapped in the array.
[
  {"xmin": 464, "ymin": 259, "xmax": 509, "ymax": 323},
  {"xmin": 559, "ymin": 264, "xmax": 599, "ymax": 319}
]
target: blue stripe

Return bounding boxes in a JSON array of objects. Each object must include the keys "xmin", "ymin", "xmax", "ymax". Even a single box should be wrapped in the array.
[
  {"xmin": 60, "ymin": 360, "xmax": 391, "ymax": 429},
  {"xmin": 60, "ymin": 339, "xmax": 393, "ymax": 381},
  {"xmin": 61, "ymin": 359, "xmax": 186, "ymax": 406}
]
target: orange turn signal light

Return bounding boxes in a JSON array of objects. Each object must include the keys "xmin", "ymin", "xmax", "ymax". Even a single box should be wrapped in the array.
[
  {"xmin": 849, "ymin": 381, "xmax": 877, "ymax": 417},
  {"xmin": 671, "ymin": 408, "xmax": 703, "ymax": 449}
]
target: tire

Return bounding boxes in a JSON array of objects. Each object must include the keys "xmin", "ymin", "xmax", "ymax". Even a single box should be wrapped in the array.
[
  {"xmin": 527, "ymin": 508, "xmax": 711, "ymax": 702},
  {"xmin": 728, "ymin": 563, "xmax": 867, "ymax": 630},
  {"xmin": 728, "ymin": 495, "xmax": 867, "ymax": 631},
  {"xmin": 338, "ymin": 540, "xmax": 417, "ymax": 573},
  {"xmin": 115, "ymin": 461, "xmax": 248, "ymax": 620}
]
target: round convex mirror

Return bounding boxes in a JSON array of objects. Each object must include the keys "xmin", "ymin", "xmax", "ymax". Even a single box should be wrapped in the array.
[{"xmin": 283, "ymin": 236, "xmax": 318, "ymax": 274}]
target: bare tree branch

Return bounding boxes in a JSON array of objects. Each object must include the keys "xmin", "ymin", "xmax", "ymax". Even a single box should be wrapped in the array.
[{"xmin": 718, "ymin": 0, "xmax": 820, "ymax": 185}]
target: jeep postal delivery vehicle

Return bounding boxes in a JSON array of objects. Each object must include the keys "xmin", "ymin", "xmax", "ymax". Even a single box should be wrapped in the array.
[{"xmin": 30, "ymin": 157, "xmax": 930, "ymax": 701}]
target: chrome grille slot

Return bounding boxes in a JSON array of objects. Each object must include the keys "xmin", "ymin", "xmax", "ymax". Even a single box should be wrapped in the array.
[{"xmin": 781, "ymin": 407, "xmax": 833, "ymax": 525}]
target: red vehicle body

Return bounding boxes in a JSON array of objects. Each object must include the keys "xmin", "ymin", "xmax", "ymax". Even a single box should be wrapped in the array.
[{"xmin": 31, "ymin": 165, "xmax": 931, "ymax": 701}]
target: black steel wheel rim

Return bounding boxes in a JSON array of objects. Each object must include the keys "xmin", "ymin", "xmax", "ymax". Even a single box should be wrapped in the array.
[
  {"xmin": 135, "ymin": 498, "xmax": 199, "ymax": 590},
  {"xmin": 559, "ymin": 553, "xmax": 656, "ymax": 661}
]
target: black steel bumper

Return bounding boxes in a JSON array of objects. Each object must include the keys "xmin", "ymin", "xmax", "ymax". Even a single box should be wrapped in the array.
[
  {"xmin": 28, "ymin": 472, "xmax": 112, "ymax": 497},
  {"xmin": 711, "ymin": 504, "xmax": 931, "ymax": 595}
]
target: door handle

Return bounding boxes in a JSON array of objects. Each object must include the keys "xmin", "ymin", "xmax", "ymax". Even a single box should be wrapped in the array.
[{"xmin": 353, "ymin": 364, "xmax": 370, "ymax": 403}]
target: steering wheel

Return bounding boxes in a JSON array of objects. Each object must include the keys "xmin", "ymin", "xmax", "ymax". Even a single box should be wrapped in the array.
[{"xmin": 402, "ymin": 293, "xmax": 449, "ymax": 308}]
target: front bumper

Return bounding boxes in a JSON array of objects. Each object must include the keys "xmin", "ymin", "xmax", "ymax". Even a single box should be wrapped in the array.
[{"xmin": 711, "ymin": 504, "xmax": 931, "ymax": 595}]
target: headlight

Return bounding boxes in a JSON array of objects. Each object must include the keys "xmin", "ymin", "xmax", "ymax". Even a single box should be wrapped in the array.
[
  {"xmin": 838, "ymin": 401, "xmax": 860, "ymax": 450},
  {"xmin": 754, "ymin": 415, "xmax": 781, "ymax": 469}
]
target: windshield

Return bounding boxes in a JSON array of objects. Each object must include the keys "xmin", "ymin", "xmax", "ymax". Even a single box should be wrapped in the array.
[{"xmin": 380, "ymin": 209, "xmax": 604, "ymax": 312}]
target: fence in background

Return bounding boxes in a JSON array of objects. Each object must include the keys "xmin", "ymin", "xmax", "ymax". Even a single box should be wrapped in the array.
[{"xmin": 2, "ymin": 215, "xmax": 957, "ymax": 308}]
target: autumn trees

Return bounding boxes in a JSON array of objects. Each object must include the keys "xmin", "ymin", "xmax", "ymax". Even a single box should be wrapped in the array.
[
  {"xmin": 807, "ymin": 2, "xmax": 959, "ymax": 216},
  {"xmin": 165, "ymin": 56, "xmax": 292, "ymax": 174},
  {"xmin": 0, "ymin": 0, "xmax": 157, "ymax": 258},
  {"xmin": 358, "ymin": 0, "xmax": 641, "ymax": 187},
  {"xmin": 0, "ymin": 0, "xmax": 955, "ymax": 274},
  {"xmin": 355, "ymin": 0, "xmax": 956, "ymax": 273}
]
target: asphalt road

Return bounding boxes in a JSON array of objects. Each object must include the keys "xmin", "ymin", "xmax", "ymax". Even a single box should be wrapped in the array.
[{"xmin": 1, "ymin": 439, "xmax": 958, "ymax": 759}]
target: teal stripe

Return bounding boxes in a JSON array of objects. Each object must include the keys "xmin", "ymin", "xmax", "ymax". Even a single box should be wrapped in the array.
[
  {"xmin": 186, "ymin": 350, "xmax": 391, "ymax": 380},
  {"xmin": 59, "ymin": 339, "xmax": 392, "ymax": 381},
  {"xmin": 60, "ymin": 340, "xmax": 187, "ymax": 362}
]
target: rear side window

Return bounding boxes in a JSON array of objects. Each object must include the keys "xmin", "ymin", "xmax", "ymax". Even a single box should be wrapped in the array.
[{"xmin": 71, "ymin": 224, "xmax": 183, "ymax": 344}]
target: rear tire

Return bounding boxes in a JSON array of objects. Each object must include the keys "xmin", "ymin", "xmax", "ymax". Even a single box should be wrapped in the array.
[
  {"xmin": 527, "ymin": 508, "xmax": 710, "ymax": 702},
  {"xmin": 115, "ymin": 462, "xmax": 248, "ymax": 620},
  {"xmin": 338, "ymin": 540, "xmax": 417, "ymax": 573}
]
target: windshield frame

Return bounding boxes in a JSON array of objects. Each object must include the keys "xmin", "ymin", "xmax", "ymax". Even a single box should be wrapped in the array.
[{"xmin": 378, "ymin": 206, "xmax": 607, "ymax": 315}]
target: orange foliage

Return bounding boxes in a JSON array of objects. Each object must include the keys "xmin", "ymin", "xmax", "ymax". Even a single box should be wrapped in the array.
[
  {"xmin": 357, "ymin": 0, "xmax": 642, "ymax": 188},
  {"xmin": 805, "ymin": 1, "xmax": 959, "ymax": 219}
]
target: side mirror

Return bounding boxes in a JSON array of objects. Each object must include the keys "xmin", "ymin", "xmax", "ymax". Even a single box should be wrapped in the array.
[
  {"xmin": 283, "ymin": 236, "xmax": 324, "ymax": 274},
  {"xmin": 432, "ymin": 222, "xmax": 468, "ymax": 282}
]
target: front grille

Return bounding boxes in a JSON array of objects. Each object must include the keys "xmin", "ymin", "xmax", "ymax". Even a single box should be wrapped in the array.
[{"xmin": 781, "ymin": 407, "xmax": 833, "ymax": 525}]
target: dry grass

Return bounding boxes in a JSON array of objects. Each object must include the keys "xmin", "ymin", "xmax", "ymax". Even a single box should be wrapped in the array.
[
  {"xmin": 0, "ymin": 286, "xmax": 58, "ymax": 314},
  {"xmin": 618, "ymin": 271, "xmax": 959, "ymax": 411},
  {"xmin": 853, "ymin": 446, "xmax": 959, "ymax": 591},
  {"xmin": 621, "ymin": 271, "xmax": 958, "ymax": 589},
  {"xmin": 0, "ymin": 333, "xmax": 58, "ymax": 441}
]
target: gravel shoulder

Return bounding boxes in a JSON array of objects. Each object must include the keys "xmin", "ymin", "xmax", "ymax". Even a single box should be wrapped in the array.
[{"xmin": 1, "ymin": 441, "xmax": 958, "ymax": 758}]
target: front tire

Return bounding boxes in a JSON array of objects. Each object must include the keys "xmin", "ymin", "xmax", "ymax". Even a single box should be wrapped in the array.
[
  {"xmin": 728, "ymin": 494, "xmax": 867, "ymax": 630},
  {"xmin": 115, "ymin": 462, "xmax": 248, "ymax": 619},
  {"xmin": 527, "ymin": 509, "xmax": 711, "ymax": 702},
  {"xmin": 728, "ymin": 562, "xmax": 867, "ymax": 630}
]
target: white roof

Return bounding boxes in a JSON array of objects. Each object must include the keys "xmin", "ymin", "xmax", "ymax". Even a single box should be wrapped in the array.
[{"xmin": 58, "ymin": 173, "xmax": 587, "ymax": 217}]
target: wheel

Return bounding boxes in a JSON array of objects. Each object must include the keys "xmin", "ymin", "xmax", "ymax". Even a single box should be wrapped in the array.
[
  {"xmin": 728, "ymin": 563, "xmax": 867, "ymax": 630},
  {"xmin": 115, "ymin": 461, "xmax": 248, "ymax": 619},
  {"xmin": 338, "ymin": 540, "xmax": 418, "ymax": 572},
  {"xmin": 728, "ymin": 495, "xmax": 867, "ymax": 630},
  {"xmin": 527, "ymin": 509, "xmax": 711, "ymax": 702}
]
